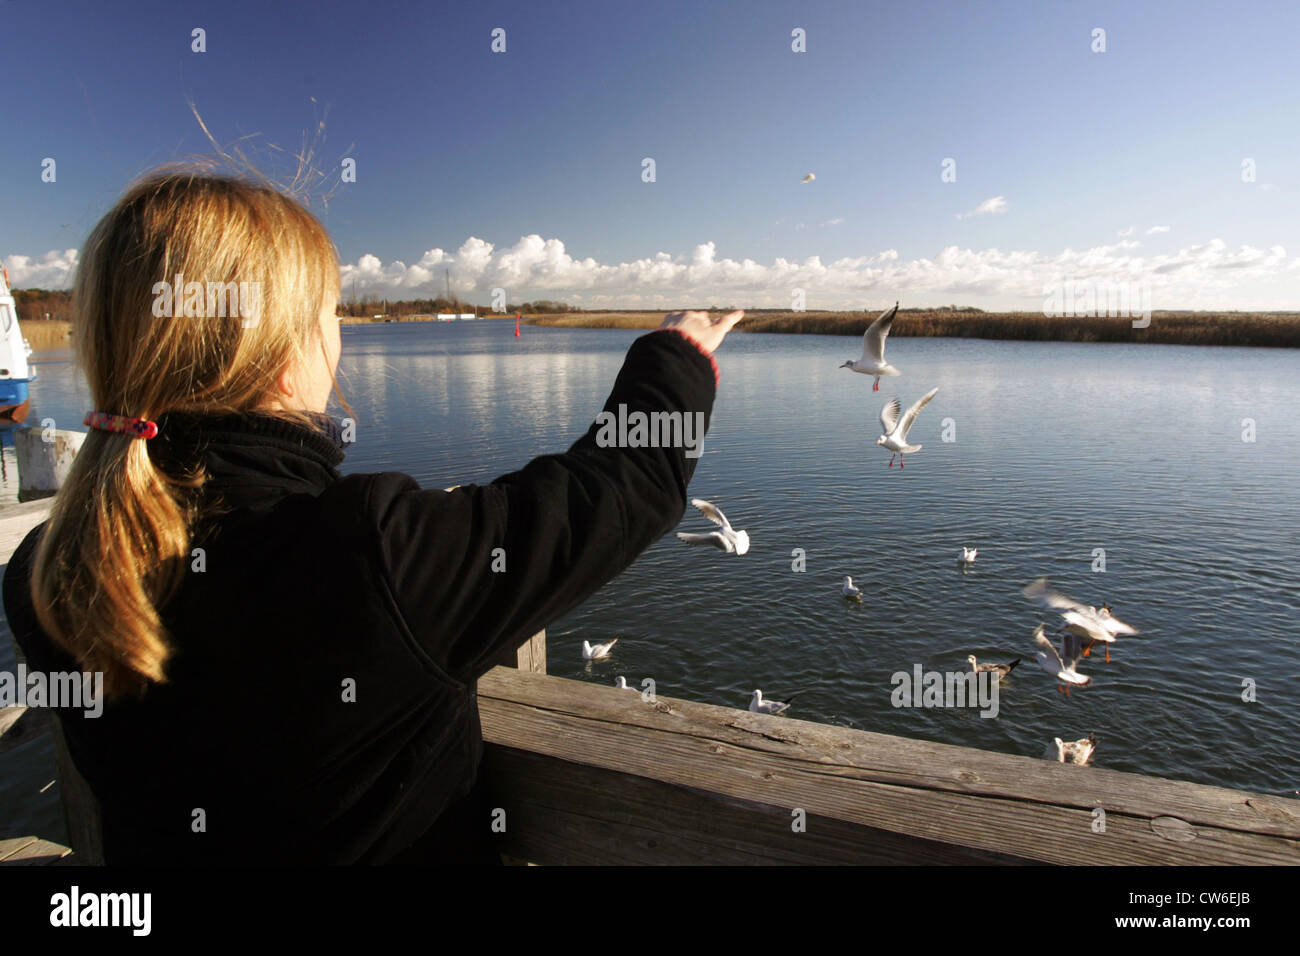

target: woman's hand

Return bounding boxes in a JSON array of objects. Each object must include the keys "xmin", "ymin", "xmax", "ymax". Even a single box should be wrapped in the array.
[{"xmin": 659, "ymin": 309, "xmax": 744, "ymax": 355}]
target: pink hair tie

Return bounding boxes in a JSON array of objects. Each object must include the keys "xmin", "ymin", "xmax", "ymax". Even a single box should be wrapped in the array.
[{"xmin": 84, "ymin": 411, "xmax": 159, "ymax": 439}]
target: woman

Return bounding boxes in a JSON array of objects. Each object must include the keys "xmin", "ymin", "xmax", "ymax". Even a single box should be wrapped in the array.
[{"xmin": 2, "ymin": 168, "xmax": 741, "ymax": 864}]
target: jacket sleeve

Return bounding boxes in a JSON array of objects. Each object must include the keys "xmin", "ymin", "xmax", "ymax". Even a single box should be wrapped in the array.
[{"xmin": 360, "ymin": 329, "xmax": 718, "ymax": 682}]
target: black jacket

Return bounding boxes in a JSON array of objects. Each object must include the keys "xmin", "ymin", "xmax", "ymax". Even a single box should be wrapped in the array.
[{"xmin": 3, "ymin": 329, "xmax": 716, "ymax": 864}]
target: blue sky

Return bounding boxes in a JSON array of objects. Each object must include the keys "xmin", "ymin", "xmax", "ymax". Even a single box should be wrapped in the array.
[{"xmin": 3, "ymin": 0, "xmax": 1300, "ymax": 309}]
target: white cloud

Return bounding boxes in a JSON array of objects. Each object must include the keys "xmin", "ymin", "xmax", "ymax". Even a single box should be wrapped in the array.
[
  {"xmin": 11, "ymin": 233, "xmax": 1295, "ymax": 310},
  {"xmin": 332, "ymin": 234, "xmax": 1296, "ymax": 310},
  {"xmin": 1147, "ymin": 225, "xmax": 1171, "ymax": 234},
  {"xmin": 3, "ymin": 249, "xmax": 79, "ymax": 288},
  {"xmin": 956, "ymin": 196, "xmax": 1007, "ymax": 220},
  {"xmin": 822, "ymin": 217, "xmax": 844, "ymax": 226}
]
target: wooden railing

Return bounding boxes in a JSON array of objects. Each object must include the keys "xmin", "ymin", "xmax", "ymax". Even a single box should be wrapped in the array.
[{"xmin": 476, "ymin": 667, "xmax": 1299, "ymax": 865}]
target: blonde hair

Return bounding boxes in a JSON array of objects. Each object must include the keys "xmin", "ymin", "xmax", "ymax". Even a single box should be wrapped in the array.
[{"xmin": 30, "ymin": 165, "xmax": 345, "ymax": 698}]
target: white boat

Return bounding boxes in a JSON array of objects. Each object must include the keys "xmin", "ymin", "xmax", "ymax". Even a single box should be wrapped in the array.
[{"xmin": 0, "ymin": 266, "xmax": 36, "ymax": 425}]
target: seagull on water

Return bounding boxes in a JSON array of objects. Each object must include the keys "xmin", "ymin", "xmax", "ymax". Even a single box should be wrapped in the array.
[
  {"xmin": 1023, "ymin": 578, "xmax": 1138, "ymax": 663},
  {"xmin": 842, "ymin": 576, "xmax": 863, "ymax": 601},
  {"xmin": 582, "ymin": 638, "xmax": 618, "ymax": 660},
  {"xmin": 1044, "ymin": 733, "xmax": 1096, "ymax": 766},
  {"xmin": 750, "ymin": 689, "xmax": 797, "ymax": 715},
  {"xmin": 676, "ymin": 498, "xmax": 750, "ymax": 555},
  {"xmin": 840, "ymin": 302, "xmax": 900, "ymax": 390},
  {"xmin": 801, "ymin": 172, "xmax": 816, "ymax": 183},
  {"xmin": 876, "ymin": 387, "xmax": 939, "ymax": 468},
  {"xmin": 958, "ymin": 547, "xmax": 978, "ymax": 565},
  {"xmin": 1032, "ymin": 624, "xmax": 1091, "ymax": 695},
  {"xmin": 966, "ymin": 655, "xmax": 1019, "ymax": 680}
]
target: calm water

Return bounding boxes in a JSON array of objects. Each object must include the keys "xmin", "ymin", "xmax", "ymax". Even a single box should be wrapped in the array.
[{"xmin": 4, "ymin": 321, "xmax": 1299, "ymax": 841}]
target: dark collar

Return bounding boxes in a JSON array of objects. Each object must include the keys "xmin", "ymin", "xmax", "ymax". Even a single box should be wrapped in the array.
[{"xmin": 147, "ymin": 410, "xmax": 347, "ymax": 510}]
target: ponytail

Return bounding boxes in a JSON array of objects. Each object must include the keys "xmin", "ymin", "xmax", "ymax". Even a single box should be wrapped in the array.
[{"xmin": 28, "ymin": 166, "xmax": 341, "ymax": 698}]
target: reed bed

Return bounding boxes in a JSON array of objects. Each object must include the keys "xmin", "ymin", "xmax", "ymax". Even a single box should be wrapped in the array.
[
  {"xmin": 338, "ymin": 315, "xmax": 513, "ymax": 325},
  {"xmin": 21, "ymin": 321, "xmax": 73, "ymax": 351},
  {"xmin": 529, "ymin": 310, "xmax": 1300, "ymax": 347},
  {"xmin": 529, "ymin": 313, "xmax": 662, "ymax": 330}
]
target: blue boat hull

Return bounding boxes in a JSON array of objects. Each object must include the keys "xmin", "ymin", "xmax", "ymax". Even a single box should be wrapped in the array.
[{"xmin": 0, "ymin": 378, "xmax": 32, "ymax": 425}]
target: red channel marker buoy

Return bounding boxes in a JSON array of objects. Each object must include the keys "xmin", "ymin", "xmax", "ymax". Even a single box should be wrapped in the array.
[{"xmin": 514, "ymin": 314, "xmax": 521, "ymax": 337}]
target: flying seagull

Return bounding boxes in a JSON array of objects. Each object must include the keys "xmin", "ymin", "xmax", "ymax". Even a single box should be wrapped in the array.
[
  {"xmin": 877, "ymin": 387, "xmax": 939, "ymax": 468},
  {"xmin": 582, "ymin": 638, "xmax": 618, "ymax": 660},
  {"xmin": 801, "ymin": 172, "xmax": 815, "ymax": 183},
  {"xmin": 1098, "ymin": 603, "xmax": 1139, "ymax": 637},
  {"xmin": 1023, "ymin": 578, "xmax": 1137, "ymax": 663},
  {"xmin": 1058, "ymin": 611, "xmax": 1118, "ymax": 662},
  {"xmin": 676, "ymin": 498, "xmax": 750, "ymax": 555},
  {"xmin": 1032, "ymin": 624, "xmax": 1090, "ymax": 695},
  {"xmin": 1023, "ymin": 579, "xmax": 1139, "ymax": 635},
  {"xmin": 840, "ymin": 302, "xmax": 900, "ymax": 390},
  {"xmin": 750, "ymin": 689, "xmax": 797, "ymax": 715}
]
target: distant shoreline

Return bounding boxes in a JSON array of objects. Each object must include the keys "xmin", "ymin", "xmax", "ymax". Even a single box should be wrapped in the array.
[
  {"xmin": 24, "ymin": 314, "xmax": 518, "ymax": 351},
  {"xmin": 23, "ymin": 309, "xmax": 1300, "ymax": 351},
  {"xmin": 527, "ymin": 310, "xmax": 1300, "ymax": 348}
]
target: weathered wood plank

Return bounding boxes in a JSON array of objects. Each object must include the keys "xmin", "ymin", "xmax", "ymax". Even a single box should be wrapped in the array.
[
  {"xmin": 476, "ymin": 668, "xmax": 1300, "ymax": 865},
  {"xmin": 0, "ymin": 836, "xmax": 72, "ymax": 865},
  {"xmin": 0, "ymin": 497, "xmax": 53, "ymax": 563},
  {"xmin": 0, "ymin": 704, "xmax": 28, "ymax": 738},
  {"xmin": 479, "ymin": 668, "xmax": 1300, "ymax": 837},
  {"xmin": 0, "ymin": 705, "xmax": 53, "ymax": 753},
  {"xmin": 0, "ymin": 837, "xmax": 37, "ymax": 861},
  {"xmin": 483, "ymin": 747, "xmax": 1034, "ymax": 865}
]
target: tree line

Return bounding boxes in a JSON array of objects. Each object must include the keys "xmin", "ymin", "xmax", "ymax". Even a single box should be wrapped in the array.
[
  {"xmin": 8, "ymin": 288, "xmax": 580, "ymax": 321},
  {"xmin": 339, "ymin": 296, "xmax": 580, "ymax": 317},
  {"xmin": 12, "ymin": 288, "xmax": 73, "ymax": 322}
]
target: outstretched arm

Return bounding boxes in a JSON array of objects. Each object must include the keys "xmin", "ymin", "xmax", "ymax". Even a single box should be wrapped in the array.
[{"xmin": 364, "ymin": 311, "xmax": 742, "ymax": 682}]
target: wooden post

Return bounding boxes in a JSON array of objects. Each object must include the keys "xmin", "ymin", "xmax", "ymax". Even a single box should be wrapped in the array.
[
  {"xmin": 514, "ymin": 630, "xmax": 546, "ymax": 673},
  {"xmin": 496, "ymin": 630, "xmax": 546, "ymax": 674},
  {"xmin": 13, "ymin": 426, "xmax": 85, "ymax": 502}
]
